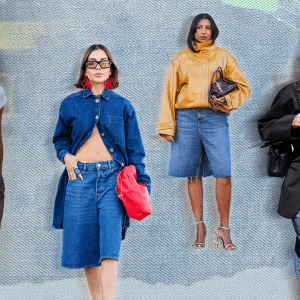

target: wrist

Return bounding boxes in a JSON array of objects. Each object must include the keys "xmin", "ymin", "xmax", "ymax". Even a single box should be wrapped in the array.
[{"xmin": 63, "ymin": 153, "xmax": 72, "ymax": 163}]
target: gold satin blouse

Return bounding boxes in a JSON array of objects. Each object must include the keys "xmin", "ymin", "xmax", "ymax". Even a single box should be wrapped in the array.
[{"xmin": 158, "ymin": 40, "xmax": 250, "ymax": 137}]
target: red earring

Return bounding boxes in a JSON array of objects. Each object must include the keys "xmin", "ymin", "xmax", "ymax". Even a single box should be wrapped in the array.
[
  {"xmin": 81, "ymin": 75, "xmax": 92, "ymax": 91},
  {"xmin": 104, "ymin": 77, "xmax": 115, "ymax": 91}
]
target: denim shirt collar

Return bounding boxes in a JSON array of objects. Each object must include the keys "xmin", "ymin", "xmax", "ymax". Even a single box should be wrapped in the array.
[{"xmin": 83, "ymin": 88, "xmax": 112, "ymax": 100}]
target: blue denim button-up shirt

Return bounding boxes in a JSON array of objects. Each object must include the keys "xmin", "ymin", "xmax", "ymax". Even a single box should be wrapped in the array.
[{"xmin": 53, "ymin": 88, "xmax": 151, "ymax": 236}]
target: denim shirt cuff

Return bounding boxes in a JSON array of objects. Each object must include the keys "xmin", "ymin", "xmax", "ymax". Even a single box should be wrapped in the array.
[{"xmin": 58, "ymin": 150, "xmax": 71, "ymax": 164}]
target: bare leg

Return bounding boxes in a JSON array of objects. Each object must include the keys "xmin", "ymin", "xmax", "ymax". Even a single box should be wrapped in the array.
[
  {"xmin": 85, "ymin": 259, "xmax": 118, "ymax": 300},
  {"xmin": 215, "ymin": 176, "xmax": 236, "ymax": 249},
  {"xmin": 85, "ymin": 266, "xmax": 102, "ymax": 300},
  {"xmin": 100, "ymin": 259, "xmax": 118, "ymax": 300},
  {"xmin": 292, "ymin": 278, "xmax": 300, "ymax": 300},
  {"xmin": 188, "ymin": 177, "xmax": 206, "ymax": 247}
]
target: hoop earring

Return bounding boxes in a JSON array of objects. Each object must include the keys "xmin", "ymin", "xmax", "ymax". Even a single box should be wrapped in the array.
[
  {"xmin": 104, "ymin": 77, "xmax": 115, "ymax": 91},
  {"xmin": 81, "ymin": 75, "xmax": 92, "ymax": 91}
]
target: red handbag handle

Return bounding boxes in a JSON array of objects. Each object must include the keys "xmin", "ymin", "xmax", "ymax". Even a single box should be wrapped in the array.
[
  {"xmin": 115, "ymin": 181, "xmax": 123, "ymax": 198},
  {"xmin": 115, "ymin": 173, "xmax": 147, "ymax": 199}
]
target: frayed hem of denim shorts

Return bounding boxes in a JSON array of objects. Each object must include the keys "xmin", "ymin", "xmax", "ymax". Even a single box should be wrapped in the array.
[
  {"xmin": 100, "ymin": 256, "xmax": 119, "ymax": 262},
  {"xmin": 61, "ymin": 262, "xmax": 101, "ymax": 269},
  {"xmin": 168, "ymin": 174, "xmax": 209, "ymax": 178}
]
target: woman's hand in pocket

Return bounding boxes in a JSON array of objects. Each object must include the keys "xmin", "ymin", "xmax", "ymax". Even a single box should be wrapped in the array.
[{"xmin": 63, "ymin": 154, "xmax": 86, "ymax": 180}]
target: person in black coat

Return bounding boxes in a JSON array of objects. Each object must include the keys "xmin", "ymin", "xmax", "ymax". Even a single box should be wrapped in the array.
[{"xmin": 258, "ymin": 80, "xmax": 300, "ymax": 276}]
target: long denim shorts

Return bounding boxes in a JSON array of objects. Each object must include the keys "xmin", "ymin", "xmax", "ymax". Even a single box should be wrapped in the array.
[
  {"xmin": 292, "ymin": 210, "xmax": 300, "ymax": 276},
  {"xmin": 62, "ymin": 160, "xmax": 125, "ymax": 269},
  {"xmin": 169, "ymin": 108, "xmax": 231, "ymax": 178}
]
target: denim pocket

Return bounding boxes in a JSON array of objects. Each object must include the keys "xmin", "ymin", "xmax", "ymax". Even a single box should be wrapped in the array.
[
  {"xmin": 176, "ymin": 111, "xmax": 195, "ymax": 130},
  {"xmin": 107, "ymin": 116, "xmax": 125, "ymax": 145},
  {"xmin": 68, "ymin": 177, "xmax": 81, "ymax": 183}
]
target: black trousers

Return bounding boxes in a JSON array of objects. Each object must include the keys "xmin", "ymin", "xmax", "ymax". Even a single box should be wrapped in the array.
[{"xmin": 278, "ymin": 154, "xmax": 300, "ymax": 218}]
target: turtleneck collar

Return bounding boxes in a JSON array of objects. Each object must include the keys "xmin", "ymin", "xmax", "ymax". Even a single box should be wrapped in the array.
[{"xmin": 193, "ymin": 39, "xmax": 214, "ymax": 52}]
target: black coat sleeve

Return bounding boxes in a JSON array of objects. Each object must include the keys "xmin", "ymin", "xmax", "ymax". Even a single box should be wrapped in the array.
[{"xmin": 257, "ymin": 84, "xmax": 300, "ymax": 142}]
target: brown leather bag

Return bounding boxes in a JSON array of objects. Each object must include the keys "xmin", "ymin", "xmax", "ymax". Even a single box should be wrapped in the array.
[{"xmin": 209, "ymin": 67, "xmax": 238, "ymax": 115}]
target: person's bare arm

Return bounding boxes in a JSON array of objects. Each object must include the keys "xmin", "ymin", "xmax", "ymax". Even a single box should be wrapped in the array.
[{"xmin": 292, "ymin": 113, "xmax": 300, "ymax": 128}]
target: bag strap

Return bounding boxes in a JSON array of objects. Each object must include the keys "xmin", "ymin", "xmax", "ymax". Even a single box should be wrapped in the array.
[
  {"xmin": 218, "ymin": 66, "xmax": 223, "ymax": 80},
  {"xmin": 115, "ymin": 172, "xmax": 124, "ymax": 198},
  {"xmin": 210, "ymin": 67, "xmax": 223, "ymax": 87},
  {"xmin": 209, "ymin": 67, "xmax": 223, "ymax": 113}
]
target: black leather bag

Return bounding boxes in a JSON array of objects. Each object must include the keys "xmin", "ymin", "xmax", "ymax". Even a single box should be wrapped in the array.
[
  {"xmin": 261, "ymin": 141, "xmax": 292, "ymax": 177},
  {"xmin": 209, "ymin": 67, "xmax": 238, "ymax": 115}
]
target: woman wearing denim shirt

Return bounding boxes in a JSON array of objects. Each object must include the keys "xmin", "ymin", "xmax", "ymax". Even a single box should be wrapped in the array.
[
  {"xmin": 53, "ymin": 44, "xmax": 150, "ymax": 300},
  {"xmin": 159, "ymin": 14, "xmax": 250, "ymax": 250}
]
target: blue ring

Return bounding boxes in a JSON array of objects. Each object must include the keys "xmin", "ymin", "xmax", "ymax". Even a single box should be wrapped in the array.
[{"xmin": 74, "ymin": 168, "xmax": 81, "ymax": 175}]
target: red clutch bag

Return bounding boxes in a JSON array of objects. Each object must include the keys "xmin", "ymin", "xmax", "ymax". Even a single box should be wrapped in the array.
[{"xmin": 115, "ymin": 165, "xmax": 151, "ymax": 221}]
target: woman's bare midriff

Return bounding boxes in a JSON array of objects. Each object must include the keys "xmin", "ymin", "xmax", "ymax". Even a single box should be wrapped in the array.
[{"xmin": 76, "ymin": 126, "xmax": 113, "ymax": 162}]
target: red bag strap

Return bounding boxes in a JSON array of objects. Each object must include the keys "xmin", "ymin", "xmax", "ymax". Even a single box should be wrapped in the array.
[{"xmin": 115, "ymin": 169, "xmax": 124, "ymax": 198}]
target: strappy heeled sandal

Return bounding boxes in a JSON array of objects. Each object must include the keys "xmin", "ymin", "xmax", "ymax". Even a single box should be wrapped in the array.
[
  {"xmin": 192, "ymin": 221, "xmax": 206, "ymax": 249},
  {"xmin": 213, "ymin": 226, "xmax": 237, "ymax": 251}
]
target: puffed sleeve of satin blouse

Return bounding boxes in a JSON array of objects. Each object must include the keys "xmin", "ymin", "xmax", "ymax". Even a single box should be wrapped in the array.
[
  {"xmin": 223, "ymin": 55, "xmax": 250, "ymax": 110},
  {"xmin": 158, "ymin": 62, "xmax": 178, "ymax": 138},
  {"xmin": 53, "ymin": 102, "xmax": 72, "ymax": 163}
]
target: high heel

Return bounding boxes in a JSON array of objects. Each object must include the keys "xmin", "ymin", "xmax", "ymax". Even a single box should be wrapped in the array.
[
  {"xmin": 192, "ymin": 221, "xmax": 206, "ymax": 249},
  {"xmin": 213, "ymin": 226, "xmax": 237, "ymax": 251}
]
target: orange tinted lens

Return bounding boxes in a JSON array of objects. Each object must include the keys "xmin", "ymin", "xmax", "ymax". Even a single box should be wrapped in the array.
[
  {"xmin": 86, "ymin": 61, "xmax": 97, "ymax": 68},
  {"xmin": 100, "ymin": 61, "xmax": 111, "ymax": 68}
]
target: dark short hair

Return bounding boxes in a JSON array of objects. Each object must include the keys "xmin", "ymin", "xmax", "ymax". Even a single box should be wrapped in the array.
[
  {"xmin": 74, "ymin": 44, "xmax": 119, "ymax": 89},
  {"xmin": 187, "ymin": 13, "xmax": 219, "ymax": 53}
]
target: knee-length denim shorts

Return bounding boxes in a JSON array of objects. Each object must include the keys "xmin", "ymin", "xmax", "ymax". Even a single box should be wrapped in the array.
[
  {"xmin": 62, "ymin": 160, "xmax": 125, "ymax": 269},
  {"xmin": 168, "ymin": 108, "xmax": 231, "ymax": 178}
]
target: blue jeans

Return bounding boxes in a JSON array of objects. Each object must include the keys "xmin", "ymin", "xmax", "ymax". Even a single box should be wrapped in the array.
[
  {"xmin": 62, "ymin": 160, "xmax": 125, "ymax": 269},
  {"xmin": 292, "ymin": 210, "xmax": 300, "ymax": 276},
  {"xmin": 169, "ymin": 108, "xmax": 231, "ymax": 178}
]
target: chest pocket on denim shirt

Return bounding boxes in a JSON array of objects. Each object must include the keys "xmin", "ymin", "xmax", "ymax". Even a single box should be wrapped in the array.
[{"xmin": 107, "ymin": 116, "xmax": 125, "ymax": 145}]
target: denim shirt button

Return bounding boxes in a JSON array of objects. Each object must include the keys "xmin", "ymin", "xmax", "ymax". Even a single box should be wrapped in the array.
[
  {"xmin": 109, "ymin": 148, "xmax": 114, "ymax": 153},
  {"xmin": 121, "ymin": 163, "xmax": 124, "ymax": 167},
  {"xmin": 101, "ymin": 132, "xmax": 105, "ymax": 137},
  {"xmin": 95, "ymin": 99, "xmax": 100, "ymax": 103},
  {"xmin": 95, "ymin": 115, "xmax": 99, "ymax": 120}
]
